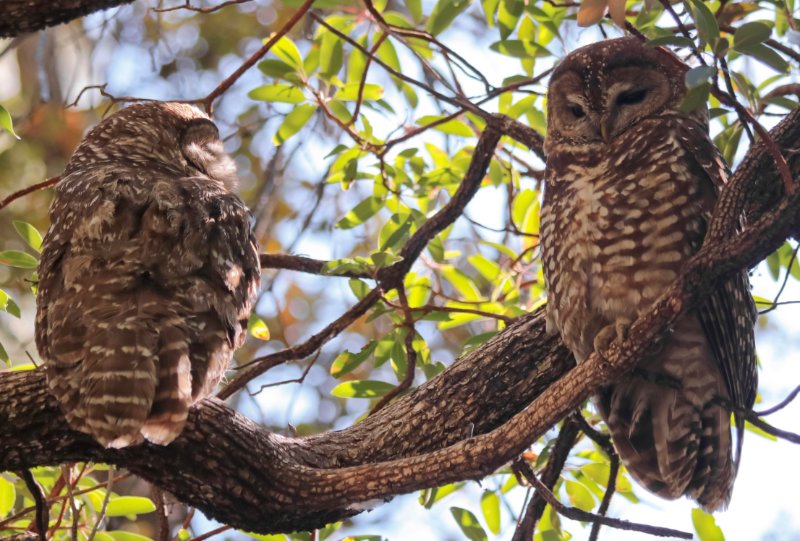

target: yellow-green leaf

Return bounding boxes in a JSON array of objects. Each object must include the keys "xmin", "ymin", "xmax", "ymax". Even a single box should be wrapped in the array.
[
  {"xmin": 330, "ymin": 380, "xmax": 396, "ymax": 398},
  {"xmin": 0, "ymin": 250, "xmax": 38, "ymax": 269},
  {"xmin": 450, "ymin": 507, "xmax": 488, "ymax": 541},
  {"xmin": 565, "ymin": 480, "xmax": 595, "ymax": 512},
  {"xmin": 13, "ymin": 221, "xmax": 43, "ymax": 253},
  {"xmin": 247, "ymin": 314, "xmax": 270, "ymax": 341},
  {"xmin": 0, "ymin": 477, "xmax": 15, "ymax": 517},
  {"xmin": 480, "ymin": 490, "xmax": 501, "ymax": 534},
  {"xmin": 427, "ymin": 0, "xmax": 472, "ymax": 35},
  {"xmin": 692, "ymin": 507, "xmax": 725, "ymax": 541},
  {"xmin": 333, "ymin": 83, "xmax": 384, "ymax": 101},
  {"xmin": 337, "ymin": 197, "xmax": 383, "ymax": 229},
  {"xmin": 105, "ymin": 496, "xmax": 156, "ymax": 517},
  {"xmin": 273, "ymin": 104, "xmax": 317, "ymax": 145},
  {"xmin": 0, "ymin": 105, "xmax": 19, "ymax": 139},
  {"xmin": 248, "ymin": 84, "xmax": 306, "ymax": 103},
  {"xmin": 268, "ymin": 35, "xmax": 303, "ymax": 68}
]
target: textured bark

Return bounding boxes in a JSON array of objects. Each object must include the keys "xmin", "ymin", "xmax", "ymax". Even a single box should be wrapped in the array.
[
  {"xmin": 1, "ymin": 107, "xmax": 798, "ymax": 536},
  {"xmin": 1, "ymin": 310, "xmax": 574, "ymax": 533},
  {"xmin": 0, "ymin": 0, "xmax": 133, "ymax": 38}
]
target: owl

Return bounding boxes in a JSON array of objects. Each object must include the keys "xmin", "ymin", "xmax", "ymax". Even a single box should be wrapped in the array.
[
  {"xmin": 36, "ymin": 102, "xmax": 261, "ymax": 448},
  {"xmin": 540, "ymin": 37, "xmax": 757, "ymax": 511}
]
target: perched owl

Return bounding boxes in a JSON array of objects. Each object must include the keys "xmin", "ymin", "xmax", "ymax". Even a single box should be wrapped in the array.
[
  {"xmin": 36, "ymin": 102, "xmax": 261, "ymax": 448},
  {"xmin": 540, "ymin": 37, "xmax": 757, "ymax": 511}
]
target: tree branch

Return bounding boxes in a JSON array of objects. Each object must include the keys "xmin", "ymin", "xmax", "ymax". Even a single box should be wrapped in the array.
[{"xmin": 0, "ymin": 0, "xmax": 133, "ymax": 38}]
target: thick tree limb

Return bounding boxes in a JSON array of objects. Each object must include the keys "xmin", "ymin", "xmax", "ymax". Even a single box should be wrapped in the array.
[
  {"xmin": 1, "ymin": 106, "xmax": 798, "ymax": 537},
  {"xmin": 0, "ymin": 0, "xmax": 133, "ymax": 38}
]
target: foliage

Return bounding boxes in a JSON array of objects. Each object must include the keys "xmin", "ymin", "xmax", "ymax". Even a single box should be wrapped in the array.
[{"xmin": 0, "ymin": 0, "xmax": 798, "ymax": 540}]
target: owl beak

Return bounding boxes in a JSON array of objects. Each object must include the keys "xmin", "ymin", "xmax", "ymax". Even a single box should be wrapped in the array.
[{"xmin": 600, "ymin": 120, "xmax": 612, "ymax": 144}]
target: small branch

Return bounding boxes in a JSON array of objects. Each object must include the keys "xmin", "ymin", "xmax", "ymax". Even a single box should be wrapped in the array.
[
  {"xmin": 744, "ymin": 411, "xmax": 800, "ymax": 444},
  {"xmin": 369, "ymin": 287, "xmax": 418, "ymax": 414},
  {"xmin": 200, "ymin": 0, "xmax": 316, "ymax": 112},
  {"xmin": 259, "ymin": 253, "xmax": 372, "ymax": 279},
  {"xmin": 152, "ymin": 0, "xmax": 252, "ymax": 13},
  {"xmin": 515, "ymin": 459, "xmax": 691, "ymax": 539},
  {"xmin": 17, "ymin": 470, "xmax": 47, "ymax": 541},
  {"xmin": 0, "ymin": 176, "xmax": 60, "ymax": 211},
  {"xmin": 511, "ymin": 418, "xmax": 580, "ymax": 541},
  {"xmin": 755, "ymin": 384, "xmax": 800, "ymax": 416},
  {"xmin": 86, "ymin": 469, "xmax": 114, "ymax": 541},
  {"xmin": 589, "ymin": 451, "xmax": 620, "ymax": 541}
]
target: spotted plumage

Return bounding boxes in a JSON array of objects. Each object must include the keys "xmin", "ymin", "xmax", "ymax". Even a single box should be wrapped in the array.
[
  {"xmin": 36, "ymin": 102, "xmax": 261, "ymax": 448},
  {"xmin": 540, "ymin": 37, "xmax": 757, "ymax": 511}
]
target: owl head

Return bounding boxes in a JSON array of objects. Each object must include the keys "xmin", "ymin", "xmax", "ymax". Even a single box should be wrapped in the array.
[
  {"xmin": 544, "ymin": 37, "xmax": 692, "ymax": 152},
  {"xmin": 65, "ymin": 102, "xmax": 237, "ymax": 189}
]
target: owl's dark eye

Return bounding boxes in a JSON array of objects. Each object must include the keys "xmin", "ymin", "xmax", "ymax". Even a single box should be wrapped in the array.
[
  {"xmin": 567, "ymin": 103, "xmax": 586, "ymax": 118},
  {"xmin": 616, "ymin": 88, "xmax": 648, "ymax": 106}
]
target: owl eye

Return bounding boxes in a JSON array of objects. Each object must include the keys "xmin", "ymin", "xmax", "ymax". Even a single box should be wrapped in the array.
[
  {"xmin": 567, "ymin": 103, "xmax": 586, "ymax": 119},
  {"xmin": 616, "ymin": 88, "xmax": 648, "ymax": 106}
]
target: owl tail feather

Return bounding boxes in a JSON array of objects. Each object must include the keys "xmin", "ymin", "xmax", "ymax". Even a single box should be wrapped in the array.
[
  {"xmin": 598, "ymin": 373, "xmax": 734, "ymax": 512},
  {"xmin": 79, "ymin": 326, "xmax": 159, "ymax": 448},
  {"xmin": 140, "ymin": 323, "xmax": 192, "ymax": 445}
]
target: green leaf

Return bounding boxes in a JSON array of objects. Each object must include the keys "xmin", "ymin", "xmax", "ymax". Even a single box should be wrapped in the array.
[
  {"xmin": 407, "ymin": 0, "xmax": 422, "ymax": 21},
  {"xmin": 489, "ymin": 39, "xmax": 548, "ymax": 58},
  {"xmin": 679, "ymin": 83, "xmax": 710, "ymax": 112},
  {"xmin": 273, "ymin": 104, "xmax": 317, "ymax": 145},
  {"xmin": 468, "ymin": 254, "xmax": 500, "ymax": 281},
  {"xmin": 319, "ymin": 33, "xmax": 344, "ymax": 78},
  {"xmin": 248, "ymin": 84, "xmax": 306, "ymax": 103},
  {"xmin": 450, "ymin": 507, "xmax": 488, "ymax": 541},
  {"xmin": 733, "ymin": 21, "xmax": 772, "ymax": 49},
  {"xmin": 247, "ymin": 314, "xmax": 270, "ymax": 341},
  {"xmin": 646, "ymin": 36, "xmax": 696, "ymax": 48},
  {"xmin": 348, "ymin": 278, "xmax": 371, "ymax": 300},
  {"xmin": 687, "ymin": 0, "xmax": 719, "ymax": 45},
  {"xmin": 333, "ymin": 83, "xmax": 385, "ymax": 101},
  {"xmin": 269, "ymin": 35, "xmax": 303, "ymax": 68},
  {"xmin": 0, "ymin": 341, "xmax": 9, "ymax": 365},
  {"xmin": 0, "ymin": 477, "xmax": 15, "ymax": 517},
  {"xmin": 427, "ymin": 0, "xmax": 472, "ymax": 35},
  {"xmin": 330, "ymin": 341, "xmax": 378, "ymax": 378},
  {"xmin": 257, "ymin": 59, "xmax": 296, "ymax": 79},
  {"xmin": 13, "ymin": 221, "xmax": 43, "ymax": 253},
  {"xmin": 480, "ymin": 490, "xmax": 501, "ymax": 534},
  {"xmin": 565, "ymin": 480, "xmax": 595, "ymax": 512},
  {"xmin": 692, "ymin": 508, "xmax": 725, "ymax": 541},
  {"xmin": 442, "ymin": 266, "xmax": 481, "ymax": 301},
  {"xmin": 105, "ymin": 496, "xmax": 156, "ymax": 517},
  {"xmin": 735, "ymin": 43, "xmax": 789, "ymax": 72},
  {"xmin": 108, "ymin": 532, "xmax": 154, "ymax": 541},
  {"xmin": 0, "ymin": 250, "xmax": 38, "ymax": 269},
  {"xmin": 685, "ymin": 66, "xmax": 717, "ymax": 88},
  {"xmin": 337, "ymin": 197, "xmax": 383, "ymax": 229},
  {"xmin": 330, "ymin": 380, "xmax": 396, "ymax": 398},
  {"xmin": 0, "ymin": 105, "xmax": 19, "ymax": 139},
  {"xmin": 415, "ymin": 115, "xmax": 473, "ymax": 136}
]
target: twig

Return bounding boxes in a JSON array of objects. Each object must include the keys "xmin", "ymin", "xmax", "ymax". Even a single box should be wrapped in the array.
[
  {"xmin": 514, "ymin": 459, "xmax": 691, "ymax": 539},
  {"xmin": 369, "ymin": 286, "xmax": 418, "ymax": 414},
  {"xmin": 86, "ymin": 469, "xmax": 114, "ymax": 541},
  {"xmin": 17, "ymin": 470, "xmax": 47, "ymax": 541},
  {"xmin": 187, "ymin": 525, "xmax": 231, "ymax": 541},
  {"xmin": 755, "ymin": 384, "xmax": 800, "ymax": 416},
  {"xmin": 221, "ymin": 124, "xmax": 503, "ymax": 398},
  {"xmin": 153, "ymin": 487, "xmax": 170, "ymax": 541},
  {"xmin": 744, "ymin": 411, "xmax": 800, "ymax": 444},
  {"xmin": 259, "ymin": 253, "xmax": 372, "ymax": 279},
  {"xmin": 200, "ymin": 0, "xmax": 316, "ymax": 112},
  {"xmin": 511, "ymin": 418, "xmax": 580, "ymax": 541},
  {"xmin": 589, "ymin": 451, "xmax": 620, "ymax": 541},
  {"xmin": 152, "ymin": 0, "xmax": 252, "ymax": 13},
  {"xmin": 0, "ymin": 176, "xmax": 61, "ymax": 211}
]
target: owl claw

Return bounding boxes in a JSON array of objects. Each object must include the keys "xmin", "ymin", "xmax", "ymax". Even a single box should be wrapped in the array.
[{"xmin": 593, "ymin": 319, "xmax": 631, "ymax": 356}]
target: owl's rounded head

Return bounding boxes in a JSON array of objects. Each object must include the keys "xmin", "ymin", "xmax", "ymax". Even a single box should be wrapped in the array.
[
  {"xmin": 65, "ymin": 101, "xmax": 237, "ymax": 189},
  {"xmin": 545, "ymin": 37, "xmax": 692, "ymax": 150}
]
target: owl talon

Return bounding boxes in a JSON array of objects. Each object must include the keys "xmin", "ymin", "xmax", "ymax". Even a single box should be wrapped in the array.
[{"xmin": 593, "ymin": 320, "xmax": 631, "ymax": 356}]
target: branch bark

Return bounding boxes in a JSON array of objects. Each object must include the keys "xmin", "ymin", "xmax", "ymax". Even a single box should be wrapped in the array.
[
  {"xmin": 1, "ymin": 105, "xmax": 799, "ymax": 537},
  {"xmin": 0, "ymin": 0, "xmax": 133, "ymax": 38}
]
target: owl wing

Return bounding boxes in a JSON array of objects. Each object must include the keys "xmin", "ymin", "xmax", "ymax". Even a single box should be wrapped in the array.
[
  {"xmin": 674, "ymin": 118, "xmax": 758, "ymax": 463},
  {"xmin": 37, "ymin": 169, "xmax": 260, "ymax": 447}
]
